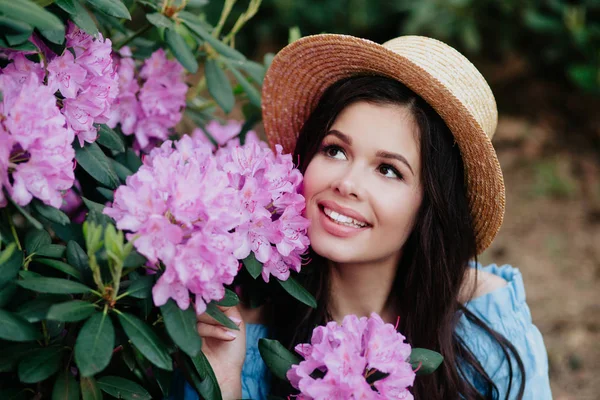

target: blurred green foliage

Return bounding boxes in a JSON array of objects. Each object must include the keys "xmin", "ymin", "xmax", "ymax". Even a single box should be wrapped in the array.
[{"xmin": 207, "ymin": 0, "xmax": 600, "ymax": 94}]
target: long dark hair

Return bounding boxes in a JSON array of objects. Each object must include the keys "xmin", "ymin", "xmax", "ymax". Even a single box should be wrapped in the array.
[{"xmin": 269, "ymin": 76, "xmax": 525, "ymax": 399}]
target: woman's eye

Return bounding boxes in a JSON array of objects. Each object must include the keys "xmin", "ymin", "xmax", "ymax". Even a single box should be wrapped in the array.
[
  {"xmin": 378, "ymin": 164, "xmax": 402, "ymax": 180},
  {"xmin": 322, "ymin": 145, "xmax": 347, "ymax": 160}
]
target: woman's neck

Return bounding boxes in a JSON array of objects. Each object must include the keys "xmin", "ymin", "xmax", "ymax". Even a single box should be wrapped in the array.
[{"xmin": 327, "ymin": 254, "xmax": 400, "ymax": 325}]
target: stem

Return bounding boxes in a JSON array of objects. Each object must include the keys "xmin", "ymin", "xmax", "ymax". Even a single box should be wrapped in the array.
[
  {"xmin": 41, "ymin": 321, "xmax": 49, "ymax": 346},
  {"xmin": 114, "ymin": 291, "xmax": 130, "ymax": 302},
  {"xmin": 212, "ymin": 0, "xmax": 237, "ymax": 38},
  {"xmin": 4, "ymin": 208, "xmax": 22, "ymax": 251},
  {"xmin": 114, "ymin": 24, "xmax": 152, "ymax": 50},
  {"xmin": 224, "ymin": 0, "xmax": 261, "ymax": 45},
  {"xmin": 90, "ymin": 289, "xmax": 104, "ymax": 298}
]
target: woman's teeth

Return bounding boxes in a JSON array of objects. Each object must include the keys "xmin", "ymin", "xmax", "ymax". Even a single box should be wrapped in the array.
[{"xmin": 323, "ymin": 207, "xmax": 367, "ymax": 228}]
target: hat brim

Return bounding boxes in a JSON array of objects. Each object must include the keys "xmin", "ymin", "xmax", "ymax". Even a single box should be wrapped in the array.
[{"xmin": 262, "ymin": 34, "xmax": 504, "ymax": 254}]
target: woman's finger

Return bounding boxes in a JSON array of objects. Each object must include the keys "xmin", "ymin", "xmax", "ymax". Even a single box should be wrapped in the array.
[{"xmin": 196, "ymin": 322, "xmax": 238, "ymax": 341}]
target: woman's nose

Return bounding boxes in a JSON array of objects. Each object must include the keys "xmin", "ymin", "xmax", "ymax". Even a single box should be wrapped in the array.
[{"xmin": 332, "ymin": 167, "xmax": 364, "ymax": 199}]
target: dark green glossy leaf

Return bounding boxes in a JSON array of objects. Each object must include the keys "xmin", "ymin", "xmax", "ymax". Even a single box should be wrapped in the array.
[
  {"xmin": 225, "ymin": 60, "xmax": 261, "ymax": 107},
  {"xmin": 97, "ymin": 376, "xmax": 150, "ymax": 400},
  {"xmin": 117, "ymin": 312, "xmax": 173, "ymax": 371},
  {"xmin": 96, "ymin": 124, "xmax": 125, "ymax": 153},
  {"xmin": 85, "ymin": 0, "xmax": 131, "ymax": 19},
  {"xmin": 80, "ymin": 376, "xmax": 103, "ymax": 400},
  {"xmin": 75, "ymin": 312, "xmax": 115, "ymax": 377},
  {"xmin": 10, "ymin": 200, "xmax": 43, "ymax": 229},
  {"xmin": 96, "ymin": 187, "xmax": 114, "ymax": 201},
  {"xmin": 0, "ymin": 36, "xmax": 36, "ymax": 51},
  {"xmin": 35, "ymin": 244, "xmax": 66, "ymax": 259},
  {"xmin": 39, "ymin": 27, "xmax": 65, "ymax": 45},
  {"xmin": 0, "ymin": 248, "xmax": 23, "ymax": 289},
  {"xmin": 409, "ymin": 348, "xmax": 444, "ymax": 375},
  {"xmin": 165, "ymin": 28, "xmax": 198, "ymax": 73},
  {"xmin": 242, "ymin": 252, "xmax": 262, "ymax": 279},
  {"xmin": 277, "ymin": 276, "xmax": 316, "ymax": 308},
  {"xmin": 24, "ymin": 229, "xmax": 51, "ymax": 255},
  {"xmin": 16, "ymin": 294, "xmax": 70, "ymax": 322},
  {"xmin": 18, "ymin": 346, "xmax": 62, "ymax": 383},
  {"xmin": 258, "ymin": 338, "xmax": 300, "ymax": 380},
  {"xmin": 179, "ymin": 11, "xmax": 245, "ymax": 61},
  {"xmin": 123, "ymin": 250, "xmax": 146, "ymax": 268},
  {"xmin": 215, "ymin": 288, "xmax": 239, "ymax": 307},
  {"xmin": 17, "ymin": 277, "xmax": 91, "ymax": 294},
  {"xmin": 75, "ymin": 142, "xmax": 120, "ymax": 189},
  {"xmin": 160, "ymin": 300, "xmax": 202, "ymax": 357},
  {"xmin": 47, "ymin": 300, "xmax": 96, "ymax": 322},
  {"xmin": 32, "ymin": 200, "xmax": 70, "ymax": 225},
  {"xmin": 71, "ymin": 0, "xmax": 98, "ymax": 36},
  {"xmin": 205, "ymin": 302, "xmax": 239, "ymax": 331},
  {"xmin": 0, "ymin": 343, "xmax": 39, "ymax": 372},
  {"xmin": 35, "ymin": 258, "xmax": 82, "ymax": 281},
  {"xmin": 123, "ymin": 275, "xmax": 153, "ymax": 299},
  {"xmin": 205, "ymin": 58, "xmax": 234, "ymax": 113},
  {"xmin": 52, "ymin": 369, "xmax": 80, "ymax": 400},
  {"xmin": 146, "ymin": 12, "xmax": 174, "ymax": 29},
  {"xmin": 0, "ymin": 0, "xmax": 64, "ymax": 31},
  {"xmin": 153, "ymin": 367, "xmax": 172, "ymax": 397},
  {"xmin": 56, "ymin": 0, "xmax": 76, "ymax": 14},
  {"xmin": 66, "ymin": 241, "xmax": 94, "ymax": 286},
  {"xmin": 236, "ymin": 59, "xmax": 265, "ymax": 84},
  {"xmin": 0, "ymin": 309, "xmax": 40, "ymax": 341},
  {"xmin": 109, "ymin": 158, "xmax": 133, "ymax": 182},
  {"xmin": 189, "ymin": 351, "xmax": 222, "ymax": 400},
  {"xmin": 5, "ymin": 31, "xmax": 31, "ymax": 46},
  {"xmin": 0, "ymin": 282, "xmax": 17, "ymax": 308},
  {"xmin": 0, "ymin": 16, "xmax": 32, "ymax": 35}
]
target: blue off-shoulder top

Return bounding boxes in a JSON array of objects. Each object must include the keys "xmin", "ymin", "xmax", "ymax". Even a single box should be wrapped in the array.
[{"xmin": 179, "ymin": 264, "xmax": 552, "ymax": 399}]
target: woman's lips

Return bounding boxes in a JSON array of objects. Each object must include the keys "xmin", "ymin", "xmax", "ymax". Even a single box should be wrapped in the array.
[
  {"xmin": 317, "ymin": 205, "xmax": 370, "ymax": 238},
  {"xmin": 318, "ymin": 200, "xmax": 370, "ymax": 225}
]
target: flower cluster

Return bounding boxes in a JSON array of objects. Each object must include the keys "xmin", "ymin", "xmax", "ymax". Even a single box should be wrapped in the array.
[
  {"xmin": 108, "ymin": 47, "xmax": 187, "ymax": 150},
  {"xmin": 0, "ymin": 61, "xmax": 74, "ymax": 208},
  {"xmin": 288, "ymin": 313, "xmax": 416, "ymax": 400},
  {"xmin": 104, "ymin": 122, "xmax": 309, "ymax": 313}
]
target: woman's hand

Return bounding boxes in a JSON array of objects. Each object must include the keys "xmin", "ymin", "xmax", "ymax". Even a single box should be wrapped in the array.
[{"xmin": 196, "ymin": 305, "xmax": 246, "ymax": 400}]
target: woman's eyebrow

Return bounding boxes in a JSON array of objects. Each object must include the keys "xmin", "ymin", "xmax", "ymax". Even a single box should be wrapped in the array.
[{"xmin": 326, "ymin": 129, "xmax": 414, "ymax": 176}]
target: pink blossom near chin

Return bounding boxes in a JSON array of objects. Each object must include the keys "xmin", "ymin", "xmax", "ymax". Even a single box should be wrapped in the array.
[
  {"xmin": 1, "ymin": 53, "xmax": 44, "ymax": 85},
  {"xmin": 47, "ymin": 51, "xmax": 88, "ymax": 99},
  {"xmin": 287, "ymin": 313, "xmax": 416, "ymax": 400}
]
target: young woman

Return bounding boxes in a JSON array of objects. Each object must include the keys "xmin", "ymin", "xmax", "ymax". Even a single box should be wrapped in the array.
[{"xmin": 189, "ymin": 35, "xmax": 552, "ymax": 399}]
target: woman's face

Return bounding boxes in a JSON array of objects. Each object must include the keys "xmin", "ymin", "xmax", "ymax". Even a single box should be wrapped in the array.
[{"xmin": 303, "ymin": 101, "xmax": 423, "ymax": 265}]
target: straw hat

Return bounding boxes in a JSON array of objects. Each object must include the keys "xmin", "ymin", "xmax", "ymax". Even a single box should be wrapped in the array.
[{"xmin": 261, "ymin": 34, "xmax": 504, "ymax": 254}]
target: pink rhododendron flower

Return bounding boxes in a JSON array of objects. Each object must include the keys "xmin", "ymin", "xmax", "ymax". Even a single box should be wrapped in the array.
[
  {"xmin": 107, "ymin": 48, "xmax": 187, "ymax": 150},
  {"xmin": 103, "ymin": 123, "xmax": 310, "ymax": 311},
  {"xmin": 0, "ymin": 72, "xmax": 75, "ymax": 208},
  {"xmin": 287, "ymin": 313, "xmax": 416, "ymax": 400}
]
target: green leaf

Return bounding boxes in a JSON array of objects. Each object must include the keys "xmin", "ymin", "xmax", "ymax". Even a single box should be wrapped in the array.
[
  {"xmin": 0, "ymin": 248, "xmax": 23, "ymax": 289},
  {"xmin": 160, "ymin": 300, "xmax": 202, "ymax": 357},
  {"xmin": 409, "ymin": 348, "xmax": 444, "ymax": 375},
  {"xmin": 17, "ymin": 277, "xmax": 91, "ymax": 294},
  {"xmin": 153, "ymin": 367, "xmax": 172, "ymax": 397},
  {"xmin": 0, "ymin": 36, "xmax": 36, "ymax": 51},
  {"xmin": 56, "ymin": 0, "xmax": 76, "ymax": 14},
  {"xmin": 123, "ymin": 275, "xmax": 153, "ymax": 299},
  {"xmin": 16, "ymin": 294, "xmax": 70, "ymax": 322},
  {"xmin": 277, "ymin": 276, "xmax": 316, "ymax": 308},
  {"xmin": 47, "ymin": 300, "xmax": 96, "ymax": 322},
  {"xmin": 18, "ymin": 346, "xmax": 62, "ymax": 383},
  {"xmin": 80, "ymin": 377, "xmax": 103, "ymax": 400},
  {"xmin": 35, "ymin": 244, "xmax": 66, "ymax": 259},
  {"xmin": 146, "ymin": 12, "xmax": 174, "ymax": 29},
  {"xmin": 25, "ymin": 229, "xmax": 51, "ymax": 255},
  {"xmin": 117, "ymin": 312, "xmax": 173, "ymax": 371},
  {"xmin": 11, "ymin": 200, "xmax": 43, "ymax": 230},
  {"xmin": 109, "ymin": 158, "xmax": 133, "ymax": 182},
  {"xmin": 75, "ymin": 142, "xmax": 120, "ymax": 189},
  {"xmin": 236, "ymin": 59, "xmax": 265, "ymax": 85},
  {"xmin": 179, "ymin": 11, "xmax": 245, "ymax": 61},
  {"xmin": 0, "ymin": 242, "xmax": 16, "ymax": 265},
  {"xmin": 242, "ymin": 252, "xmax": 262, "ymax": 279},
  {"xmin": 165, "ymin": 28, "xmax": 198, "ymax": 73},
  {"xmin": 0, "ymin": 16, "xmax": 32, "ymax": 35},
  {"xmin": 115, "ymin": 148, "xmax": 142, "ymax": 173},
  {"xmin": 205, "ymin": 302, "xmax": 239, "ymax": 331},
  {"xmin": 215, "ymin": 288, "xmax": 239, "ymax": 307},
  {"xmin": 225, "ymin": 61, "xmax": 261, "ymax": 107},
  {"xmin": 71, "ymin": 0, "xmax": 98, "ymax": 36},
  {"xmin": 52, "ymin": 370, "xmax": 80, "ymax": 400},
  {"xmin": 205, "ymin": 58, "xmax": 234, "ymax": 113},
  {"xmin": 96, "ymin": 124, "xmax": 125, "ymax": 153},
  {"xmin": 96, "ymin": 187, "xmax": 114, "ymax": 202},
  {"xmin": 0, "ymin": 282, "xmax": 17, "ymax": 308},
  {"xmin": 66, "ymin": 241, "xmax": 94, "ymax": 285},
  {"xmin": 0, "ymin": 343, "xmax": 39, "ymax": 372},
  {"xmin": 75, "ymin": 312, "xmax": 115, "ymax": 377},
  {"xmin": 40, "ymin": 27, "xmax": 65, "ymax": 45},
  {"xmin": 32, "ymin": 200, "xmax": 70, "ymax": 226},
  {"xmin": 85, "ymin": 0, "xmax": 131, "ymax": 19},
  {"xmin": 258, "ymin": 338, "xmax": 300, "ymax": 380},
  {"xmin": 35, "ymin": 258, "xmax": 82, "ymax": 280},
  {"xmin": 188, "ymin": 352, "xmax": 222, "ymax": 400},
  {"xmin": 0, "ymin": 0, "xmax": 64, "ymax": 32},
  {"xmin": 0, "ymin": 309, "xmax": 40, "ymax": 341},
  {"xmin": 5, "ymin": 30, "xmax": 31, "ymax": 46},
  {"xmin": 123, "ymin": 250, "xmax": 146, "ymax": 268},
  {"xmin": 97, "ymin": 376, "xmax": 150, "ymax": 400}
]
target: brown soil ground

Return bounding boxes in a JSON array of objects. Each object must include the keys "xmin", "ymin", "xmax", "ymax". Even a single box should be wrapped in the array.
[{"xmin": 479, "ymin": 116, "xmax": 600, "ymax": 400}]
